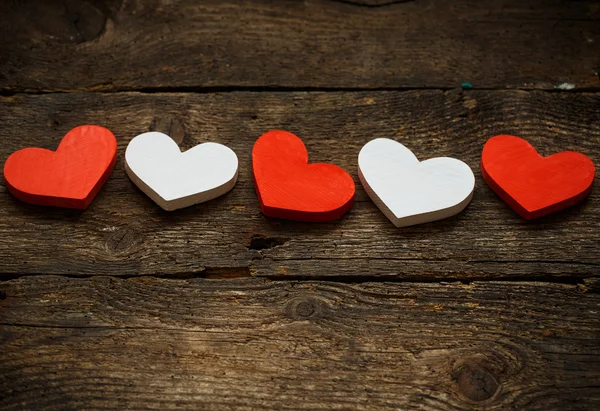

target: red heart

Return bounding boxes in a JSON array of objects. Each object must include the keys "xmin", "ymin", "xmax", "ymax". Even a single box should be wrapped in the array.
[
  {"xmin": 481, "ymin": 135, "xmax": 595, "ymax": 220},
  {"xmin": 3, "ymin": 125, "xmax": 117, "ymax": 210},
  {"xmin": 252, "ymin": 130, "xmax": 355, "ymax": 221}
]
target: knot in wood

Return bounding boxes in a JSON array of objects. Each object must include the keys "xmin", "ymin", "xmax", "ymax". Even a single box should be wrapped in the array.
[
  {"xmin": 455, "ymin": 364, "xmax": 499, "ymax": 402},
  {"xmin": 150, "ymin": 117, "xmax": 186, "ymax": 145},
  {"xmin": 33, "ymin": 0, "xmax": 107, "ymax": 44},
  {"xmin": 105, "ymin": 227, "xmax": 142, "ymax": 255},
  {"xmin": 295, "ymin": 301, "xmax": 315, "ymax": 317},
  {"xmin": 286, "ymin": 297, "xmax": 322, "ymax": 320}
]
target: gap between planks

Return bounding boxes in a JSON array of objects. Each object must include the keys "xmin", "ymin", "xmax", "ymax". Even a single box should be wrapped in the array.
[
  {"xmin": 2, "ymin": 85, "xmax": 600, "ymax": 96},
  {"xmin": 1, "ymin": 272, "xmax": 598, "ymax": 288},
  {"xmin": 327, "ymin": 0, "xmax": 417, "ymax": 9}
]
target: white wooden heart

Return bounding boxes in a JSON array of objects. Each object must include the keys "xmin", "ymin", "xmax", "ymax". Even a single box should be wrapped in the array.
[
  {"xmin": 358, "ymin": 138, "xmax": 475, "ymax": 227},
  {"xmin": 125, "ymin": 132, "xmax": 238, "ymax": 211}
]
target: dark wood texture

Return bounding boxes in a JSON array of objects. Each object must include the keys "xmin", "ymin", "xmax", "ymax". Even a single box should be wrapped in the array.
[
  {"xmin": 1, "ymin": 0, "xmax": 599, "ymax": 92},
  {"xmin": 0, "ymin": 90, "xmax": 598, "ymax": 280},
  {"xmin": 1, "ymin": 276, "xmax": 600, "ymax": 410},
  {"xmin": 1, "ymin": 1, "xmax": 600, "ymax": 409}
]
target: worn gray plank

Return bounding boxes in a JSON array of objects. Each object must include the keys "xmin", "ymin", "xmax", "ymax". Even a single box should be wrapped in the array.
[
  {"xmin": 0, "ymin": 0, "xmax": 599, "ymax": 92},
  {"xmin": 0, "ymin": 90, "xmax": 598, "ymax": 280}
]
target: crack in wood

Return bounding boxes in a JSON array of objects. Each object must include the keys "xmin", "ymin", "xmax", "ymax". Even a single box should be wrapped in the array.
[
  {"xmin": 258, "ymin": 274, "xmax": 598, "ymax": 286},
  {"xmin": 247, "ymin": 234, "xmax": 290, "ymax": 251},
  {"xmin": 201, "ymin": 267, "xmax": 252, "ymax": 279},
  {"xmin": 260, "ymin": 256, "xmax": 599, "ymax": 266},
  {"xmin": 467, "ymin": 259, "xmax": 600, "ymax": 266},
  {"xmin": 0, "ymin": 85, "xmax": 456, "ymax": 95},
  {"xmin": 1, "ymin": 273, "xmax": 597, "ymax": 288}
]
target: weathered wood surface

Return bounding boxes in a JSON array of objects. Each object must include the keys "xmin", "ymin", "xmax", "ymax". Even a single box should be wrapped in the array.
[
  {"xmin": 1, "ymin": 276, "xmax": 599, "ymax": 410},
  {"xmin": 1, "ymin": 90, "xmax": 598, "ymax": 280},
  {"xmin": 1, "ymin": 0, "xmax": 599, "ymax": 92},
  {"xmin": 1, "ymin": 1, "xmax": 600, "ymax": 409}
]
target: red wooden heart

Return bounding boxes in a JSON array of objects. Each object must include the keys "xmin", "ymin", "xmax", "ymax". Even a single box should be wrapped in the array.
[
  {"xmin": 252, "ymin": 130, "xmax": 355, "ymax": 222},
  {"xmin": 3, "ymin": 125, "xmax": 117, "ymax": 210},
  {"xmin": 481, "ymin": 135, "xmax": 595, "ymax": 220}
]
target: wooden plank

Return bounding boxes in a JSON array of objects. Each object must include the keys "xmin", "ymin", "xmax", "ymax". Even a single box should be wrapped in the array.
[
  {"xmin": 0, "ymin": 90, "xmax": 598, "ymax": 280},
  {"xmin": 0, "ymin": 0, "xmax": 599, "ymax": 92},
  {"xmin": 1, "ymin": 276, "xmax": 599, "ymax": 410}
]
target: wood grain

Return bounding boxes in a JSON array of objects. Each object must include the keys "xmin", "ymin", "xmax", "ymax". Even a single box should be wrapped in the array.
[
  {"xmin": 0, "ymin": 90, "xmax": 598, "ymax": 280},
  {"xmin": 2, "ymin": 2, "xmax": 598, "ymax": 409},
  {"xmin": 0, "ymin": 0, "xmax": 599, "ymax": 92},
  {"xmin": 1, "ymin": 275, "xmax": 599, "ymax": 410}
]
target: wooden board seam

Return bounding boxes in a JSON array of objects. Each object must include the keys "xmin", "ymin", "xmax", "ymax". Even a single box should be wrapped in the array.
[
  {"xmin": 1, "ymin": 274, "xmax": 597, "ymax": 288},
  {"xmin": 3, "ymin": 86, "xmax": 600, "ymax": 95}
]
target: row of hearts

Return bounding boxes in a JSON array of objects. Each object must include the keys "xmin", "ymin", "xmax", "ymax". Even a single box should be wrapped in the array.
[{"xmin": 3, "ymin": 126, "xmax": 595, "ymax": 227}]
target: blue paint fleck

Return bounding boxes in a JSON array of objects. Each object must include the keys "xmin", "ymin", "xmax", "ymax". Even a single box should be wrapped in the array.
[{"xmin": 461, "ymin": 83, "xmax": 473, "ymax": 90}]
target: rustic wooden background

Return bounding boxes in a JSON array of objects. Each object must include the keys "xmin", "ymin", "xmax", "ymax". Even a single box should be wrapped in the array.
[{"xmin": 1, "ymin": 0, "xmax": 599, "ymax": 409}]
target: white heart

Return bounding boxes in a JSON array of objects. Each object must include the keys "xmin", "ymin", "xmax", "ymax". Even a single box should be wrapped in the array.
[
  {"xmin": 125, "ymin": 132, "xmax": 238, "ymax": 211},
  {"xmin": 358, "ymin": 138, "xmax": 475, "ymax": 227}
]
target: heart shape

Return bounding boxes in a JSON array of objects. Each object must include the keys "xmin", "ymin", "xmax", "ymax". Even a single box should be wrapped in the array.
[
  {"xmin": 3, "ymin": 125, "xmax": 117, "ymax": 209},
  {"xmin": 252, "ymin": 130, "xmax": 355, "ymax": 222},
  {"xmin": 125, "ymin": 132, "xmax": 238, "ymax": 211},
  {"xmin": 358, "ymin": 138, "xmax": 475, "ymax": 227},
  {"xmin": 481, "ymin": 135, "xmax": 595, "ymax": 220}
]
